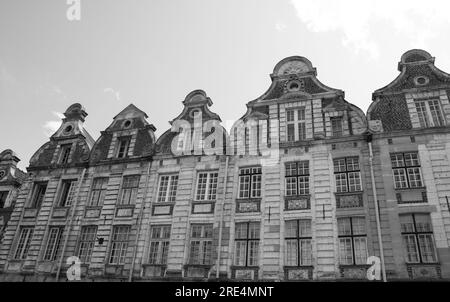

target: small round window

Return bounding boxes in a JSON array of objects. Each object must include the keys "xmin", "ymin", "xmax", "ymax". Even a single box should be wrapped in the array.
[
  {"xmin": 286, "ymin": 80, "xmax": 304, "ymax": 92},
  {"xmin": 64, "ymin": 125, "xmax": 73, "ymax": 133},
  {"xmin": 414, "ymin": 76, "xmax": 429, "ymax": 86},
  {"xmin": 123, "ymin": 120, "xmax": 132, "ymax": 129}
]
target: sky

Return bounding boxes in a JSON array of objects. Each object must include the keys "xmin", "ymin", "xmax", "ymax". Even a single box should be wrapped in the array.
[{"xmin": 1, "ymin": 0, "xmax": 450, "ymax": 170}]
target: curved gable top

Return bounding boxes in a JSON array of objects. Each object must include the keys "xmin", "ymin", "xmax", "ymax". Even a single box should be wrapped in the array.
[
  {"xmin": 249, "ymin": 56, "xmax": 344, "ymax": 105},
  {"xmin": 373, "ymin": 49, "xmax": 450, "ymax": 98}
]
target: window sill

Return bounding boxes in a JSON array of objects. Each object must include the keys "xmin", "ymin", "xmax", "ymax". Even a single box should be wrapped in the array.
[
  {"xmin": 405, "ymin": 262, "xmax": 440, "ymax": 266},
  {"xmin": 334, "ymin": 191, "xmax": 364, "ymax": 196},
  {"xmin": 394, "ymin": 187, "xmax": 426, "ymax": 191}
]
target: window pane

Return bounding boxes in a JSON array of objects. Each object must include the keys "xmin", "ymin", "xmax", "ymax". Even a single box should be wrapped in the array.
[
  {"xmin": 285, "ymin": 177, "xmax": 297, "ymax": 196},
  {"xmin": 285, "ymin": 220, "xmax": 297, "ymax": 238},
  {"xmin": 351, "ymin": 217, "xmax": 366, "ymax": 235},
  {"xmin": 285, "ymin": 239, "xmax": 297, "ymax": 266},
  {"xmin": 248, "ymin": 240, "xmax": 259, "ymax": 266},
  {"xmin": 300, "ymin": 239, "xmax": 312, "ymax": 265},
  {"xmin": 331, "ymin": 117, "xmax": 343, "ymax": 137},
  {"xmin": 248, "ymin": 223, "xmax": 260, "ymax": 239},
  {"xmin": 298, "ymin": 176, "xmax": 309, "ymax": 195},
  {"xmin": 234, "ymin": 241, "xmax": 247, "ymax": 266},
  {"xmin": 393, "ymin": 169, "xmax": 408, "ymax": 189},
  {"xmin": 251, "ymin": 174, "xmax": 261, "ymax": 198},
  {"xmin": 339, "ymin": 238, "xmax": 353, "ymax": 265},
  {"xmin": 287, "ymin": 124, "xmax": 295, "ymax": 142},
  {"xmin": 428, "ymin": 100, "xmax": 444, "ymax": 127},
  {"xmin": 407, "ymin": 168, "xmax": 423, "ymax": 188},
  {"xmin": 238, "ymin": 175, "xmax": 250, "ymax": 198},
  {"xmin": 415, "ymin": 101, "xmax": 429, "ymax": 128},
  {"xmin": 390, "ymin": 154, "xmax": 405, "ymax": 168},
  {"xmin": 207, "ymin": 173, "xmax": 218, "ymax": 200},
  {"xmin": 348, "ymin": 172, "xmax": 361, "ymax": 192},
  {"xmin": 338, "ymin": 218, "xmax": 351, "ymax": 236},
  {"xmin": 168, "ymin": 175, "xmax": 178, "ymax": 202},
  {"xmin": 403, "ymin": 234, "xmax": 419, "ymax": 263},
  {"xmin": 418, "ymin": 234, "xmax": 437, "ymax": 263},
  {"xmin": 196, "ymin": 173, "xmax": 208, "ymax": 200},
  {"xmin": 414, "ymin": 214, "xmax": 433, "ymax": 232},
  {"xmin": 353, "ymin": 237, "xmax": 368, "ymax": 264},
  {"xmin": 157, "ymin": 176, "xmax": 169, "ymax": 202},
  {"xmin": 298, "ymin": 123, "xmax": 306, "ymax": 140},
  {"xmin": 404, "ymin": 152, "xmax": 419, "ymax": 167},
  {"xmin": 335, "ymin": 173, "xmax": 348, "ymax": 193},
  {"xmin": 333, "ymin": 159, "xmax": 346, "ymax": 172},
  {"xmin": 285, "ymin": 163, "xmax": 297, "ymax": 177},
  {"xmin": 298, "ymin": 161, "xmax": 309, "ymax": 176},
  {"xmin": 299, "ymin": 220, "xmax": 311, "ymax": 237},
  {"xmin": 346, "ymin": 158, "xmax": 360, "ymax": 171},
  {"xmin": 400, "ymin": 215, "xmax": 415, "ymax": 233}
]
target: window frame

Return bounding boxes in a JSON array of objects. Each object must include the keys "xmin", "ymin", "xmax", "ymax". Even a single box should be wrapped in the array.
[
  {"xmin": 59, "ymin": 143, "xmax": 72, "ymax": 164},
  {"xmin": 390, "ymin": 152, "xmax": 423, "ymax": 189},
  {"xmin": 331, "ymin": 116, "xmax": 343, "ymax": 137},
  {"xmin": 108, "ymin": 225, "xmax": 131, "ymax": 265},
  {"xmin": 188, "ymin": 224, "xmax": 213, "ymax": 265},
  {"xmin": 29, "ymin": 182, "xmax": 48, "ymax": 208},
  {"xmin": 333, "ymin": 157, "xmax": 362, "ymax": 193},
  {"xmin": 234, "ymin": 222, "xmax": 260, "ymax": 267},
  {"xmin": 116, "ymin": 136, "xmax": 131, "ymax": 159},
  {"xmin": 337, "ymin": 217, "xmax": 368, "ymax": 265},
  {"xmin": 238, "ymin": 167, "xmax": 262, "ymax": 199},
  {"xmin": 88, "ymin": 177, "xmax": 109, "ymax": 207},
  {"xmin": 118, "ymin": 175, "xmax": 140, "ymax": 205},
  {"xmin": 415, "ymin": 99, "xmax": 445, "ymax": 128},
  {"xmin": 284, "ymin": 219, "xmax": 312, "ymax": 266},
  {"xmin": 58, "ymin": 179, "xmax": 77, "ymax": 207},
  {"xmin": 156, "ymin": 174, "xmax": 179, "ymax": 203},
  {"xmin": 148, "ymin": 225, "xmax": 171, "ymax": 265},
  {"xmin": 285, "ymin": 161, "xmax": 310, "ymax": 196},
  {"xmin": 286, "ymin": 107, "xmax": 307, "ymax": 142},
  {"xmin": 194, "ymin": 171, "xmax": 219, "ymax": 201},
  {"xmin": 43, "ymin": 226, "xmax": 64, "ymax": 261},
  {"xmin": 400, "ymin": 214, "xmax": 438, "ymax": 264},
  {"xmin": 14, "ymin": 227, "xmax": 34, "ymax": 260},
  {"xmin": 77, "ymin": 225, "xmax": 98, "ymax": 264}
]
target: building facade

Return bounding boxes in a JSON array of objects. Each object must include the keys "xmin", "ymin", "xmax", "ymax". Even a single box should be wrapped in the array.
[{"xmin": 0, "ymin": 49, "xmax": 449, "ymax": 281}]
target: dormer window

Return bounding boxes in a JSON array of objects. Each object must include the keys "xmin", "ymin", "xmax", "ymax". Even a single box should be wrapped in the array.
[
  {"xmin": 415, "ymin": 99, "xmax": 445, "ymax": 128},
  {"xmin": 286, "ymin": 108, "xmax": 306, "ymax": 142},
  {"xmin": 116, "ymin": 137, "xmax": 131, "ymax": 158},
  {"xmin": 331, "ymin": 117, "xmax": 343, "ymax": 137},
  {"xmin": 59, "ymin": 144, "xmax": 72, "ymax": 164}
]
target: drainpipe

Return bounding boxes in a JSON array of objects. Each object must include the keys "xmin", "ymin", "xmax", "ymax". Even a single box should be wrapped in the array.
[
  {"xmin": 216, "ymin": 155, "xmax": 229, "ymax": 279},
  {"xmin": 128, "ymin": 159, "xmax": 153, "ymax": 282},
  {"xmin": 367, "ymin": 134, "xmax": 387, "ymax": 282},
  {"xmin": 56, "ymin": 167, "xmax": 87, "ymax": 281}
]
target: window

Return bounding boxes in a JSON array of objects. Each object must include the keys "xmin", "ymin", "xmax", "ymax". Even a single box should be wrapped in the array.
[
  {"xmin": 391, "ymin": 152, "xmax": 423, "ymax": 189},
  {"xmin": 286, "ymin": 108, "xmax": 306, "ymax": 142},
  {"xmin": 109, "ymin": 226, "xmax": 130, "ymax": 264},
  {"xmin": 88, "ymin": 178, "xmax": 108, "ymax": 206},
  {"xmin": 331, "ymin": 117, "xmax": 343, "ymax": 137},
  {"xmin": 195, "ymin": 172, "xmax": 218, "ymax": 201},
  {"xmin": 148, "ymin": 225, "xmax": 171, "ymax": 264},
  {"xmin": 188, "ymin": 224, "xmax": 213, "ymax": 265},
  {"xmin": 334, "ymin": 157, "xmax": 362, "ymax": 193},
  {"xmin": 116, "ymin": 137, "xmax": 131, "ymax": 158},
  {"xmin": 119, "ymin": 175, "xmax": 140, "ymax": 205},
  {"xmin": 238, "ymin": 167, "xmax": 262, "ymax": 199},
  {"xmin": 285, "ymin": 220, "xmax": 312, "ymax": 266},
  {"xmin": 14, "ymin": 227, "xmax": 34, "ymax": 260},
  {"xmin": 156, "ymin": 174, "xmax": 179, "ymax": 203},
  {"xmin": 338, "ymin": 217, "xmax": 367, "ymax": 265},
  {"xmin": 29, "ymin": 182, "xmax": 47, "ymax": 208},
  {"xmin": 400, "ymin": 214, "xmax": 437, "ymax": 263},
  {"xmin": 43, "ymin": 227, "xmax": 64, "ymax": 261},
  {"xmin": 0, "ymin": 191, "xmax": 8, "ymax": 208},
  {"xmin": 77, "ymin": 226, "xmax": 97, "ymax": 263},
  {"xmin": 58, "ymin": 180, "xmax": 77, "ymax": 207},
  {"xmin": 234, "ymin": 222, "xmax": 260, "ymax": 266},
  {"xmin": 285, "ymin": 161, "xmax": 309, "ymax": 196},
  {"xmin": 415, "ymin": 99, "xmax": 445, "ymax": 128},
  {"xmin": 59, "ymin": 144, "xmax": 72, "ymax": 164}
]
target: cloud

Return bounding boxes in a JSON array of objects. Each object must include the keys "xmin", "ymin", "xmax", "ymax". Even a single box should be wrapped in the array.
[
  {"xmin": 43, "ymin": 111, "xmax": 64, "ymax": 137},
  {"xmin": 104, "ymin": 87, "xmax": 121, "ymax": 101},
  {"xmin": 291, "ymin": 0, "xmax": 450, "ymax": 59},
  {"xmin": 275, "ymin": 23, "xmax": 287, "ymax": 32}
]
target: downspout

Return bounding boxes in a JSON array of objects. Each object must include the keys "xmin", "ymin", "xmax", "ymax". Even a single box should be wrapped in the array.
[
  {"xmin": 367, "ymin": 134, "xmax": 387, "ymax": 282},
  {"xmin": 216, "ymin": 155, "xmax": 229, "ymax": 279},
  {"xmin": 56, "ymin": 167, "xmax": 87, "ymax": 281},
  {"xmin": 128, "ymin": 159, "xmax": 153, "ymax": 282}
]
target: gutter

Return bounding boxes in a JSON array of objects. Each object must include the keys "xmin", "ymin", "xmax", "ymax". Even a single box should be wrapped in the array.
[
  {"xmin": 366, "ymin": 134, "xmax": 387, "ymax": 282},
  {"xmin": 216, "ymin": 155, "xmax": 229, "ymax": 279},
  {"xmin": 55, "ymin": 167, "xmax": 87, "ymax": 281}
]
